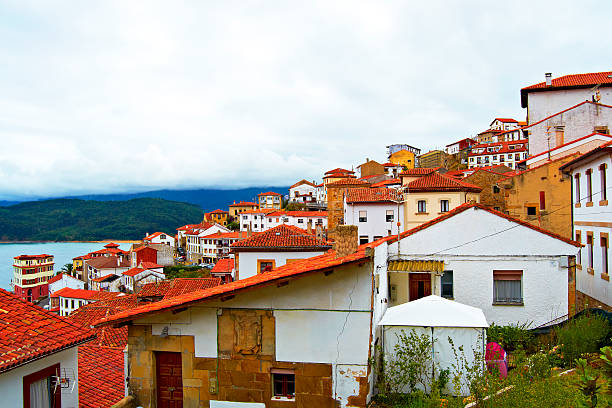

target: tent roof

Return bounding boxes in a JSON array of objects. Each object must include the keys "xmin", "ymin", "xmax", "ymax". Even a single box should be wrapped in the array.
[{"xmin": 378, "ymin": 295, "xmax": 489, "ymax": 328}]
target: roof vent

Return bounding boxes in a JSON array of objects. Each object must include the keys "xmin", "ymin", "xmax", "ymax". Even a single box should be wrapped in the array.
[{"xmin": 545, "ymin": 73, "xmax": 552, "ymax": 86}]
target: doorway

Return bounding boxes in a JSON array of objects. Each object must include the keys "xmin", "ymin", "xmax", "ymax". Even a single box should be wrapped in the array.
[
  {"xmin": 409, "ymin": 273, "xmax": 431, "ymax": 301},
  {"xmin": 156, "ymin": 352, "xmax": 183, "ymax": 408}
]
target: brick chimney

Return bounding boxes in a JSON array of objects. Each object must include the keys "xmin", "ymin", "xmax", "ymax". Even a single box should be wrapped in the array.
[
  {"xmin": 331, "ymin": 225, "xmax": 358, "ymax": 259},
  {"xmin": 307, "ymin": 219, "xmax": 313, "ymax": 234}
]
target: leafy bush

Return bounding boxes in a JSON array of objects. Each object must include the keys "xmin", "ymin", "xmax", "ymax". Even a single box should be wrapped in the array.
[
  {"xmin": 163, "ymin": 265, "xmax": 209, "ymax": 280},
  {"xmin": 555, "ymin": 313, "xmax": 610, "ymax": 367},
  {"xmin": 486, "ymin": 322, "xmax": 535, "ymax": 352}
]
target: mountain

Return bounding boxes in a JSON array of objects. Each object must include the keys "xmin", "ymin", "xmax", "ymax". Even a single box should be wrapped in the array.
[
  {"xmin": 0, "ymin": 198, "xmax": 204, "ymax": 241},
  {"xmin": 0, "ymin": 187, "xmax": 289, "ymax": 211}
]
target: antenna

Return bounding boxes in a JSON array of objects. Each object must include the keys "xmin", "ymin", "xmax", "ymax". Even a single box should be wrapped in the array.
[{"xmin": 53, "ymin": 366, "xmax": 77, "ymax": 394}]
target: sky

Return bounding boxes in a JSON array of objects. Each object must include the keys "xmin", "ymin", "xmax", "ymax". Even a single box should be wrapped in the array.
[{"xmin": 1, "ymin": 1, "xmax": 611, "ymax": 200}]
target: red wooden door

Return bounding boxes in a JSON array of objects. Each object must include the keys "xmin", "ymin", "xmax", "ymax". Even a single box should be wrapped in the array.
[
  {"xmin": 156, "ymin": 352, "xmax": 183, "ymax": 408},
  {"xmin": 409, "ymin": 273, "xmax": 431, "ymax": 301}
]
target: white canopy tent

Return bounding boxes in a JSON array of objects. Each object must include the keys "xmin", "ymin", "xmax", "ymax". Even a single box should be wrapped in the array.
[{"xmin": 378, "ymin": 295, "xmax": 489, "ymax": 396}]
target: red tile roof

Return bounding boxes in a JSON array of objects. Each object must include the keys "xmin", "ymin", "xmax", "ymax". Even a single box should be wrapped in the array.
[
  {"xmin": 208, "ymin": 209, "xmax": 229, "ymax": 214},
  {"xmin": 47, "ymin": 273, "xmax": 64, "ymax": 285},
  {"xmin": 265, "ymin": 210, "xmax": 328, "ymax": 218},
  {"xmin": 0, "ymin": 288, "xmax": 95, "ymax": 373},
  {"xmin": 231, "ymin": 224, "xmax": 331, "ymax": 250},
  {"xmin": 140, "ymin": 262, "xmax": 163, "ymax": 270},
  {"xmin": 200, "ymin": 231, "xmax": 242, "ymax": 239},
  {"xmin": 399, "ymin": 167, "xmax": 439, "ymax": 176},
  {"xmin": 229, "ymin": 201, "xmax": 259, "ymax": 207},
  {"xmin": 50, "ymin": 287, "xmax": 100, "ymax": 300},
  {"xmin": 239, "ymin": 208, "xmax": 277, "ymax": 215},
  {"xmin": 406, "ymin": 172, "xmax": 482, "ymax": 193},
  {"xmin": 326, "ymin": 178, "xmax": 370, "ymax": 187},
  {"xmin": 290, "ymin": 179, "xmax": 317, "ymax": 189},
  {"xmin": 522, "ymin": 71, "xmax": 612, "ymax": 91},
  {"xmin": 122, "ymin": 267, "xmax": 144, "ymax": 277},
  {"xmin": 144, "ymin": 231, "xmax": 173, "ymax": 241},
  {"xmin": 94, "ymin": 247, "xmax": 371, "ymax": 328},
  {"xmin": 492, "ymin": 118, "xmax": 518, "ymax": 124},
  {"xmin": 346, "ymin": 188, "xmax": 401, "ymax": 203},
  {"xmin": 258, "ymin": 191, "xmax": 282, "ymax": 196},
  {"xmin": 468, "ymin": 140, "xmax": 528, "ymax": 157},
  {"xmin": 211, "ymin": 258, "xmax": 234, "ymax": 274},
  {"xmin": 388, "ymin": 203, "xmax": 581, "ymax": 248},
  {"xmin": 137, "ymin": 279, "xmax": 222, "ymax": 300},
  {"xmin": 85, "ymin": 256, "xmax": 130, "ymax": 269},
  {"xmin": 78, "ymin": 345, "xmax": 125, "ymax": 408},
  {"xmin": 325, "ymin": 168, "xmax": 354, "ymax": 175},
  {"xmin": 91, "ymin": 273, "xmax": 120, "ymax": 283},
  {"xmin": 371, "ymin": 179, "xmax": 401, "ymax": 188},
  {"xmin": 13, "ymin": 254, "xmax": 53, "ymax": 260}
]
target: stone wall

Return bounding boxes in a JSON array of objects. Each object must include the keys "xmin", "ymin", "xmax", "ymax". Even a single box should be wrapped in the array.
[
  {"xmin": 576, "ymin": 290, "xmax": 612, "ymax": 313},
  {"xmin": 127, "ymin": 307, "xmax": 342, "ymax": 407},
  {"xmin": 463, "ymin": 170, "xmax": 507, "ymax": 211}
]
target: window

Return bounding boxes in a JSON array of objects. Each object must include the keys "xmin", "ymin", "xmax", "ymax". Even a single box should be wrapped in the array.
[
  {"xmin": 272, "ymin": 370, "xmax": 295, "ymax": 399},
  {"xmin": 587, "ymin": 169, "xmax": 593, "ymax": 202},
  {"xmin": 539, "ymin": 191, "xmax": 545, "ymax": 210},
  {"xmin": 23, "ymin": 363, "xmax": 61, "ymax": 408},
  {"xmin": 493, "ymin": 270, "xmax": 523, "ymax": 304},
  {"xmin": 602, "ymin": 234, "xmax": 609, "ymax": 275},
  {"xmin": 258, "ymin": 260, "xmax": 275, "ymax": 274},
  {"xmin": 359, "ymin": 236, "xmax": 369, "ymax": 245},
  {"xmin": 600, "ymin": 163, "xmax": 607, "ymax": 201},
  {"xmin": 595, "ymin": 126, "xmax": 609, "ymax": 135},
  {"xmin": 417, "ymin": 200, "xmax": 427, "ymax": 213},
  {"xmin": 441, "ymin": 271, "xmax": 453, "ymax": 298},
  {"xmin": 575, "ymin": 174, "xmax": 581, "ymax": 203},
  {"xmin": 587, "ymin": 233, "xmax": 594, "ymax": 269},
  {"xmin": 576, "ymin": 231, "xmax": 582, "ymax": 265},
  {"xmin": 526, "ymin": 206, "xmax": 536, "ymax": 216},
  {"xmin": 297, "ymin": 219, "xmax": 304, "ymax": 224},
  {"xmin": 492, "ymin": 185, "xmax": 500, "ymax": 193},
  {"xmin": 358, "ymin": 211, "xmax": 367, "ymax": 222},
  {"xmin": 386, "ymin": 210, "xmax": 394, "ymax": 222},
  {"xmin": 71, "ymin": 300, "xmax": 75, "ymax": 309},
  {"xmin": 440, "ymin": 200, "xmax": 449, "ymax": 213},
  {"xmin": 283, "ymin": 218, "xmax": 289, "ymax": 223}
]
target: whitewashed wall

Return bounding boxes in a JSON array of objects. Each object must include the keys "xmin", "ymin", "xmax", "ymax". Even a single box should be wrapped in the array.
[
  {"xmin": 344, "ymin": 201, "xmax": 404, "ymax": 242},
  {"xmin": 237, "ymin": 251, "xmax": 326, "ymax": 280},
  {"xmin": 527, "ymin": 88, "xmax": 612, "ymax": 125},
  {"xmin": 0, "ymin": 347, "xmax": 80, "ymax": 408},
  {"xmin": 49, "ymin": 275, "xmax": 84, "ymax": 294}
]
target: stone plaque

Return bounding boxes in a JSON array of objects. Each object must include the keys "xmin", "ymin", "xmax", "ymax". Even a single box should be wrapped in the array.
[{"xmin": 233, "ymin": 312, "xmax": 262, "ymax": 355}]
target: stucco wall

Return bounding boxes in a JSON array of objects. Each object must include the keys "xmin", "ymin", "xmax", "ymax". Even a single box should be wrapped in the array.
[
  {"xmin": 237, "ymin": 251, "xmax": 326, "ymax": 280},
  {"xmin": 403, "ymin": 191, "xmax": 480, "ymax": 229},
  {"xmin": 527, "ymin": 88, "xmax": 612, "ymax": 125},
  {"xmin": 0, "ymin": 347, "xmax": 80, "ymax": 408},
  {"xmin": 344, "ymin": 202, "xmax": 404, "ymax": 242}
]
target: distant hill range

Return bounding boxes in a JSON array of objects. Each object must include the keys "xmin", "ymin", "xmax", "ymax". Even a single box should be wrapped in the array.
[
  {"xmin": 0, "ymin": 198, "xmax": 204, "ymax": 242},
  {"xmin": 0, "ymin": 187, "xmax": 288, "ymax": 212}
]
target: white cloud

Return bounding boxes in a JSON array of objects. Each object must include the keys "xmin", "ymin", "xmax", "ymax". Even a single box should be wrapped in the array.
[{"xmin": 0, "ymin": 0, "xmax": 610, "ymax": 199}]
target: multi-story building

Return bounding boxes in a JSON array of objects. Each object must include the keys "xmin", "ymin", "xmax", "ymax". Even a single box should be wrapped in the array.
[
  {"xmin": 228, "ymin": 201, "xmax": 259, "ymax": 219},
  {"xmin": 489, "ymin": 118, "xmax": 519, "ymax": 131},
  {"xmin": 560, "ymin": 141, "xmax": 612, "ymax": 311},
  {"xmin": 521, "ymin": 71, "xmax": 612, "ymax": 124},
  {"xmin": 388, "ymin": 149, "xmax": 417, "ymax": 169},
  {"xmin": 355, "ymin": 159, "xmax": 384, "ymax": 178},
  {"xmin": 326, "ymin": 178, "xmax": 371, "ymax": 230},
  {"xmin": 344, "ymin": 188, "xmax": 404, "ymax": 244},
  {"xmin": 200, "ymin": 231, "xmax": 243, "ymax": 264},
  {"xmin": 418, "ymin": 150, "xmax": 446, "ymax": 169},
  {"xmin": 445, "ymin": 138, "xmax": 476, "ymax": 155},
  {"xmin": 204, "ymin": 209, "xmax": 229, "ymax": 226},
  {"xmin": 468, "ymin": 140, "xmax": 528, "ymax": 169},
  {"xmin": 12, "ymin": 254, "xmax": 54, "ymax": 302},
  {"xmin": 143, "ymin": 231, "xmax": 175, "ymax": 247},
  {"xmin": 322, "ymin": 168, "xmax": 355, "ymax": 186},
  {"xmin": 239, "ymin": 210, "xmax": 328, "ymax": 233},
  {"xmin": 258, "ymin": 191, "xmax": 283, "ymax": 210},
  {"xmin": 184, "ymin": 223, "xmax": 232, "ymax": 262},
  {"xmin": 288, "ymin": 180, "xmax": 317, "ymax": 204}
]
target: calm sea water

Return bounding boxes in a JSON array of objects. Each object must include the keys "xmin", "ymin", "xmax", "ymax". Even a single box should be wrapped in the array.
[{"xmin": 0, "ymin": 242, "xmax": 133, "ymax": 290}]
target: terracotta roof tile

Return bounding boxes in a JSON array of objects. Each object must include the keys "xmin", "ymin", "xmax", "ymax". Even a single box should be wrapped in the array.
[
  {"xmin": 231, "ymin": 224, "xmax": 331, "ymax": 250},
  {"xmin": 50, "ymin": 288, "xmax": 100, "ymax": 300},
  {"xmin": 326, "ymin": 178, "xmax": 370, "ymax": 186},
  {"xmin": 522, "ymin": 71, "xmax": 612, "ymax": 91},
  {"xmin": 346, "ymin": 188, "xmax": 401, "ymax": 203},
  {"xmin": 95, "ymin": 248, "xmax": 371, "ymax": 328},
  {"xmin": 371, "ymin": 179, "xmax": 401, "ymax": 188},
  {"xmin": 78, "ymin": 345, "xmax": 124, "ymax": 408},
  {"xmin": 211, "ymin": 258, "xmax": 234, "ymax": 274},
  {"xmin": 468, "ymin": 140, "xmax": 528, "ymax": 157},
  {"xmin": 13, "ymin": 254, "xmax": 53, "ymax": 260},
  {"xmin": 258, "ymin": 191, "xmax": 283, "ymax": 196},
  {"xmin": 324, "ymin": 168, "xmax": 354, "ymax": 175},
  {"xmin": 406, "ymin": 172, "xmax": 482, "ymax": 193},
  {"xmin": 290, "ymin": 179, "xmax": 317, "ymax": 189},
  {"xmin": 398, "ymin": 167, "xmax": 439, "ymax": 176},
  {"xmin": 229, "ymin": 201, "xmax": 258, "ymax": 207},
  {"xmin": 0, "ymin": 289, "xmax": 95, "ymax": 373},
  {"xmin": 47, "ymin": 273, "xmax": 64, "ymax": 285}
]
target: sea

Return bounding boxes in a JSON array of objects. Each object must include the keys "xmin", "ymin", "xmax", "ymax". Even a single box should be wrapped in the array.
[{"xmin": 0, "ymin": 242, "xmax": 134, "ymax": 290}]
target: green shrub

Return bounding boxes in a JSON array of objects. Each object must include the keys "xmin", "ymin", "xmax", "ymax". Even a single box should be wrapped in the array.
[
  {"xmin": 486, "ymin": 322, "xmax": 535, "ymax": 352},
  {"xmin": 555, "ymin": 313, "xmax": 610, "ymax": 367}
]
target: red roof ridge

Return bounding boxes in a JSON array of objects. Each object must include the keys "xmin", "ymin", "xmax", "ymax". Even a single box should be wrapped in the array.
[{"xmin": 406, "ymin": 172, "xmax": 482, "ymax": 193}]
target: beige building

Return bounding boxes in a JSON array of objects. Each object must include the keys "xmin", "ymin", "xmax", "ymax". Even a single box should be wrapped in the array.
[
  {"xmin": 228, "ymin": 201, "xmax": 259, "ymax": 218},
  {"xmin": 402, "ymin": 171, "xmax": 481, "ymax": 229}
]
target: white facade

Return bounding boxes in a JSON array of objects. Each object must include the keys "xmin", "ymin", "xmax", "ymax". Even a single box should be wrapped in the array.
[
  {"xmin": 58, "ymin": 295, "xmax": 94, "ymax": 317},
  {"xmin": 526, "ymin": 87, "xmax": 612, "ymax": 125},
  {"xmin": 384, "ymin": 164, "xmax": 403, "ymax": 178},
  {"xmin": 376, "ymin": 206, "xmax": 579, "ymax": 327},
  {"xmin": 468, "ymin": 141, "xmax": 528, "ymax": 169},
  {"xmin": 200, "ymin": 235, "xmax": 241, "ymax": 263},
  {"xmin": 236, "ymin": 250, "xmax": 327, "ymax": 280},
  {"xmin": 145, "ymin": 232, "xmax": 175, "ymax": 247},
  {"xmin": 131, "ymin": 260, "xmax": 373, "ymax": 408},
  {"xmin": 344, "ymin": 201, "xmax": 404, "ymax": 244},
  {"xmin": 185, "ymin": 224, "xmax": 231, "ymax": 260},
  {"xmin": 316, "ymin": 184, "xmax": 327, "ymax": 203},
  {"xmin": 240, "ymin": 212, "xmax": 328, "ymax": 232},
  {"xmin": 289, "ymin": 182, "xmax": 317, "ymax": 203},
  {"xmin": 123, "ymin": 269, "xmax": 165, "ymax": 292},
  {"xmin": 568, "ymin": 150, "xmax": 612, "ymax": 307},
  {"xmin": 0, "ymin": 347, "xmax": 80, "ymax": 408},
  {"xmin": 49, "ymin": 274, "xmax": 84, "ymax": 294}
]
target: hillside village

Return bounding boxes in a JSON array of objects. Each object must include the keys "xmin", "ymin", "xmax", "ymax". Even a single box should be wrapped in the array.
[{"xmin": 3, "ymin": 71, "xmax": 612, "ymax": 407}]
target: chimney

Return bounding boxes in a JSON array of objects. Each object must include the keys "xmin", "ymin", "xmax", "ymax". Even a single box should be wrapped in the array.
[
  {"xmin": 545, "ymin": 73, "xmax": 552, "ymax": 86},
  {"xmin": 247, "ymin": 224, "xmax": 252, "ymax": 237},
  {"xmin": 331, "ymin": 225, "xmax": 358, "ymax": 259},
  {"xmin": 366, "ymin": 158, "xmax": 369, "ymax": 162},
  {"xmin": 315, "ymin": 224, "xmax": 325, "ymax": 241},
  {"xmin": 307, "ymin": 219, "xmax": 313, "ymax": 234}
]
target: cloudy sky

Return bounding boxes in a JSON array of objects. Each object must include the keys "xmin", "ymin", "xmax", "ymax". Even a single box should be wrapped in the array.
[{"xmin": 0, "ymin": 1, "xmax": 610, "ymax": 200}]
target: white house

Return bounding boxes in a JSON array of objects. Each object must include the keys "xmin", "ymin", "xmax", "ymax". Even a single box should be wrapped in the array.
[
  {"xmin": 199, "ymin": 231, "xmax": 244, "ymax": 264},
  {"xmin": 560, "ymin": 141, "xmax": 612, "ymax": 310},
  {"xmin": 122, "ymin": 263, "xmax": 165, "ymax": 292},
  {"xmin": 380, "ymin": 203, "xmax": 580, "ymax": 326},
  {"xmin": 490, "ymin": 117, "xmax": 520, "ymax": 131},
  {"xmin": 184, "ymin": 223, "xmax": 231, "ymax": 262},
  {"xmin": 240, "ymin": 210, "xmax": 328, "ymax": 233},
  {"xmin": 289, "ymin": 180, "xmax": 317, "ymax": 203},
  {"xmin": 383, "ymin": 162, "xmax": 404, "ymax": 178},
  {"xmin": 51, "ymin": 288, "xmax": 121, "ymax": 317},
  {"xmin": 468, "ymin": 140, "xmax": 528, "ymax": 169},
  {"xmin": 238, "ymin": 209, "xmax": 275, "ymax": 233},
  {"xmin": 143, "ymin": 231, "xmax": 175, "ymax": 247},
  {"xmin": 231, "ymin": 224, "xmax": 331, "ymax": 280},
  {"xmin": 344, "ymin": 187, "xmax": 404, "ymax": 244},
  {"xmin": 90, "ymin": 273, "xmax": 122, "ymax": 292},
  {"xmin": 0, "ymin": 289, "xmax": 95, "ymax": 408},
  {"xmin": 48, "ymin": 272, "xmax": 84, "ymax": 295},
  {"xmin": 84, "ymin": 255, "xmax": 131, "ymax": 284},
  {"xmin": 521, "ymin": 71, "xmax": 612, "ymax": 125}
]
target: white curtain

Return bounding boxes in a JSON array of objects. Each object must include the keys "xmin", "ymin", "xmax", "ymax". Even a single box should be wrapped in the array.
[
  {"xmin": 494, "ymin": 280, "xmax": 521, "ymax": 303},
  {"xmin": 29, "ymin": 377, "xmax": 51, "ymax": 408}
]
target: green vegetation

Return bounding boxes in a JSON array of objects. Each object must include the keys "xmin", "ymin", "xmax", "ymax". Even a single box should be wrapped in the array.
[
  {"xmin": 486, "ymin": 322, "xmax": 535, "ymax": 352},
  {"xmin": 555, "ymin": 313, "xmax": 610, "ymax": 367},
  {"xmin": 0, "ymin": 198, "xmax": 203, "ymax": 241},
  {"xmin": 163, "ymin": 265, "xmax": 210, "ymax": 279}
]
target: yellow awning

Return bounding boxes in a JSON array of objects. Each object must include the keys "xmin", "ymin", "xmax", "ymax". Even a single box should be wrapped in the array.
[{"xmin": 388, "ymin": 260, "xmax": 445, "ymax": 272}]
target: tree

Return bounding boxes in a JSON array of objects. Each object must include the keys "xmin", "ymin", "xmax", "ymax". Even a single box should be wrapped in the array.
[{"xmin": 60, "ymin": 263, "xmax": 73, "ymax": 274}]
